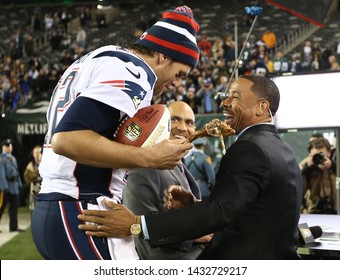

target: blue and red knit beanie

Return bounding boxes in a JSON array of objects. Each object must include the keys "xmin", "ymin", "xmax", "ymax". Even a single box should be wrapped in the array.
[{"xmin": 135, "ymin": 5, "xmax": 200, "ymax": 69}]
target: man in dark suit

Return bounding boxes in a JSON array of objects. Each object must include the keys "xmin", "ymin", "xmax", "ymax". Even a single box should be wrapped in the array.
[
  {"xmin": 123, "ymin": 101, "xmax": 212, "ymax": 259},
  {"xmin": 78, "ymin": 75, "xmax": 303, "ymax": 259}
]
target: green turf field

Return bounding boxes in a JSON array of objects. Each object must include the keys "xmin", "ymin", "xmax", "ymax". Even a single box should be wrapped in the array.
[
  {"xmin": 0, "ymin": 207, "xmax": 43, "ymax": 260},
  {"xmin": 0, "ymin": 226, "xmax": 43, "ymax": 260}
]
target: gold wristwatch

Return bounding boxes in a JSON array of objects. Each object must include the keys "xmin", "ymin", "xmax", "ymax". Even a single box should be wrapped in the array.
[{"xmin": 130, "ymin": 215, "xmax": 142, "ymax": 237}]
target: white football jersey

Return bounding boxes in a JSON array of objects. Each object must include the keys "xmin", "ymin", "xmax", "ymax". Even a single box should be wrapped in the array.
[{"xmin": 38, "ymin": 45, "xmax": 157, "ymax": 202}]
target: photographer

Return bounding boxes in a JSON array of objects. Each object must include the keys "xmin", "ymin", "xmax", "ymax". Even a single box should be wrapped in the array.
[
  {"xmin": 196, "ymin": 78, "xmax": 218, "ymax": 114},
  {"xmin": 301, "ymin": 138, "xmax": 337, "ymax": 214}
]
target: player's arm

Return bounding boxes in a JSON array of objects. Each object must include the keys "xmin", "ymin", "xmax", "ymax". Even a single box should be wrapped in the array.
[
  {"xmin": 52, "ymin": 97, "xmax": 191, "ymax": 169},
  {"xmin": 52, "ymin": 130, "xmax": 189, "ymax": 169}
]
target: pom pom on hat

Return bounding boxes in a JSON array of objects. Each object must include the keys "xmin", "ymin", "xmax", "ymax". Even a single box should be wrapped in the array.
[
  {"xmin": 174, "ymin": 5, "xmax": 193, "ymax": 16},
  {"xmin": 135, "ymin": 5, "xmax": 200, "ymax": 69}
]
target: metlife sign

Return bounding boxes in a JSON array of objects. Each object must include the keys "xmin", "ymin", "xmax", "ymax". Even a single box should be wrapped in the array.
[{"xmin": 16, "ymin": 123, "xmax": 48, "ymax": 135}]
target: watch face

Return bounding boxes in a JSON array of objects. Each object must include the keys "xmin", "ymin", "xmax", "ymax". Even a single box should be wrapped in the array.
[{"xmin": 130, "ymin": 224, "xmax": 141, "ymax": 236}]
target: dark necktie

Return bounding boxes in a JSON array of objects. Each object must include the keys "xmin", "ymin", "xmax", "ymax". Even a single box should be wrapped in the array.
[{"xmin": 177, "ymin": 163, "xmax": 190, "ymax": 191}]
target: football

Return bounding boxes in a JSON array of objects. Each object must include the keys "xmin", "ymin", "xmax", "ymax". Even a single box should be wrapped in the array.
[{"xmin": 113, "ymin": 104, "xmax": 171, "ymax": 147}]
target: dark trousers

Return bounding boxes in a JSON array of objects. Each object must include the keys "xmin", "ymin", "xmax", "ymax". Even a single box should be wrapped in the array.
[{"xmin": 0, "ymin": 192, "xmax": 19, "ymax": 231}]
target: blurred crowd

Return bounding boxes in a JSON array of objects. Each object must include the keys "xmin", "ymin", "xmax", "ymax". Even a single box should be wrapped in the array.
[{"xmin": 1, "ymin": 4, "xmax": 340, "ymax": 115}]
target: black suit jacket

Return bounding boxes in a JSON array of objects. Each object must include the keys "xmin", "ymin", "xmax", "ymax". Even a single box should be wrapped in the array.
[{"xmin": 145, "ymin": 124, "xmax": 303, "ymax": 259}]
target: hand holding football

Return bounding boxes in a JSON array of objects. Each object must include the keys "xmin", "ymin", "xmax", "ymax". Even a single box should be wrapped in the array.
[{"xmin": 113, "ymin": 104, "xmax": 171, "ymax": 147}]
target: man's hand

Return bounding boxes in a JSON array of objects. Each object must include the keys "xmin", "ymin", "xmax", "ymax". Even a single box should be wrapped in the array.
[
  {"xmin": 163, "ymin": 185, "xmax": 199, "ymax": 209},
  {"xmin": 77, "ymin": 199, "xmax": 134, "ymax": 238},
  {"xmin": 319, "ymin": 156, "xmax": 332, "ymax": 171},
  {"xmin": 195, "ymin": 233, "xmax": 214, "ymax": 243}
]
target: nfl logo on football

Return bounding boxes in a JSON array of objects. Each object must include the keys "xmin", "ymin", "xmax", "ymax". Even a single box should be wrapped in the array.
[{"xmin": 123, "ymin": 122, "xmax": 142, "ymax": 142}]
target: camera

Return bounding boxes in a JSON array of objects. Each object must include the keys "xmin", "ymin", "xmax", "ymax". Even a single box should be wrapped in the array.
[
  {"xmin": 214, "ymin": 92, "xmax": 227, "ymax": 100},
  {"xmin": 312, "ymin": 152, "xmax": 326, "ymax": 165}
]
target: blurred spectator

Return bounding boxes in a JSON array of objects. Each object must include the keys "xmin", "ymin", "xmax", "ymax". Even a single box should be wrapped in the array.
[
  {"xmin": 336, "ymin": 40, "xmax": 340, "ymax": 62},
  {"xmin": 198, "ymin": 34, "xmax": 212, "ymax": 57},
  {"xmin": 75, "ymin": 26, "xmax": 87, "ymax": 48},
  {"xmin": 261, "ymin": 28, "xmax": 276, "ymax": 51},
  {"xmin": 186, "ymin": 68, "xmax": 201, "ymax": 91},
  {"xmin": 255, "ymin": 45, "xmax": 268, "ymax": 62},
  {"xmin": 273, "ymin": 49, "xmax": 289, "ymax": 74},
  {"xmin": 311, "ymin": 51, "xmax": 322, "ymax": 72},
  {"xmin": 60, "ymin": 33, "xmax": 72, "ymax": 50},
  {"xmin": 79, "ymin": 6, "xmax": 92, "ymax": 27},
  {"xmin": 47, "ymin": 67, "xmax": 60, "ymax": 92},
  {"xmin": 196, "ymin": 78, "xmax": 218, "ymax": 114},
  {"xmin": 199, "ymin": 49, "xmax": 210, "ymax": 65},
  {"xmin": 175, "ymin": 84, "xmax": 189, "ymax": 103},
  {"xmin": 23, "ymin": 34, "xmax": 34, "ymax": 58},
  {"xmin": 212, "ymin": 58, "xmax": 228, "ymax": 82},
  {"xmin": 186, "ymin": 87, "xmax": 200, "ymax": 114},
  {"xmin": 11, "ymin": 29, "xmax": 24, "ymax": 60},
  {"xmin": 59, "ymin": 7, "xmax": 72, "ymax": 33},
  {"xmin": 44, "ymin": 12, "xmax": 54, "ymax": 31},
  {"xmin": 288, "ymin": 54, "xmax": 302, "ymax": 73},
  {"xmin": 19, "ymin": 73, "xmax": 32, "ymax": 106},
  {"xmin": 215, "ymin": 75, "xmax": 228, "ymax": 95},
  {"xmin": 321, "ymin": 44, "xmax": 333, "ymax": 70},
  {"xmin": 34, "ymin": 68, "xmax": 49, "ymax": 99},
  {"xmin": 24, "ymin": 145, "xmax": 42, "ymax": 212},
  {"xmin": 159, "ymin": 89, "xmax": 177, "ymax": 106},
  {"xmin": 211, "ymin": 37, "xmax": 224, "ymax": 61},
  {"xmin": 328, "ymin": 55, "xmax": 340, "ymax": 70},
  {"xmin": 237, "ymin": 41, "xmax": 253, "ymax": 75},
  {"xmin": 248, "ymin": 57, "xmax": 268, "ymax": 76},
  {"xmin": 312, "ymin": 41, "xmax": 322, "ymax": 58},
  {"xmin": 50, "ymin": 30, "xmax": 63, "ymax": 50},
  {"xmin": 31, "ymin": 13, "xmax": 42, "ymax": 32},
  {"xmin": 4, "ymin": 85, "xmax": 20, "ymax": 112},
  {"xmin": 223, "ymin": 35, "xmax": 235, "ymax": 64},
  {"xmin": 300, "ymin": 40, "xmax": 312, "ymax": 72},
  {"xmin": 60, "ymin": 50, "xmax": 74, "ymax": 71},
  {"xmin": 264, "ymin": 53, "xmax": 274, "ymax": 73}
]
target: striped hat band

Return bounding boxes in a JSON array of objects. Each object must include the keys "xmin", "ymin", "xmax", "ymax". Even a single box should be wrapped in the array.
[{"xmin": 135, "ymin": 6, "xmax": 200, "ymax": 69}]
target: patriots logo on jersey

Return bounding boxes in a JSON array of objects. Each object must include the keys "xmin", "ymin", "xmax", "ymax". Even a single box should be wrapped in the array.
[{"xmin": 100, "ymin": 80, "xmax": 147, "ymax": 109}]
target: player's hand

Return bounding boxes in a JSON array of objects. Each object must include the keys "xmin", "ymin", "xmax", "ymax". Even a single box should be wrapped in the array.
[
  {"xmin": 77, "ymin": 199, "xmax": 134, "ymax": 238},
  {"xmin": 147, "ymin": 139, "xmax": 193, "ymax": 170},
  {"xmin": 163, "ymin": 185, "xmax": 198, "ymax": 209}
]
